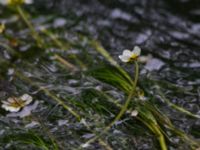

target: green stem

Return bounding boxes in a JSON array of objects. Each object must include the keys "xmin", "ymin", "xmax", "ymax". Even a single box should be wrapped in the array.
[
  {"xmin": 137, "ymin": 117, "xmax": 167, "ymax": 150},
  {"xmin": 157, "ymin": 88, "xmax": 200, "ymax": 119},
  {"xmin": 42, "ymin": 29, "xmax": 86, "ymax": 70},
  {"xmin": 0, "ymin": 42, "xmax": 18, "ymax": 56},
  {"xmin": 81, "ymin": 61, "xmax": 139, "ymax": 147},
  {"xmin": 16, "ymin": 6, "xmax": 44, "ymax": 47},
  {"xmin": 90, "ymin": 40, "xmax": 134, "ymax": 85},
  {"xmin": 41, "ymin": 29, "xmax": 68, "ymax": 49},
  {"xmin": 16, "ymin": 6, "xmax": 87, "ymax": 70},
  {"xmin": 30, "ymin": 114, "xmax": 60, "ymax": 150},
  {"xmin": 14, "ymin": 70, "xmax": 112, "ymax": 149},
  {"xmin": 14, "ymin": 70, "xmax": 81, "ymax": 121},
  {"xmin": 152, "ymin": 124, "xmax": 168, "ymax": 150}
]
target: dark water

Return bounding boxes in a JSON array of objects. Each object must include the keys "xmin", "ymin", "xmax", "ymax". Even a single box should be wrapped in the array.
[
  {"xmin": 0, "ymin": 0, "xmax": 200, "ymax": 149},
  {"xmin": 46, "ymin": 0, "xmax": 200, "ymax": 122},
  {"xmin": 35, "ymin": 0, "xmax": 200, "ymax": 75}
]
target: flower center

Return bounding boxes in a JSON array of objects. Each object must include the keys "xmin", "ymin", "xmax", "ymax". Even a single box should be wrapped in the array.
[
  {"xmin": 128, "ymin": 54, "xmax": 138, "ymax": 62},
  {"xmin": 10, "ymin": 98, "xmax": 26, "ymax": 108}
]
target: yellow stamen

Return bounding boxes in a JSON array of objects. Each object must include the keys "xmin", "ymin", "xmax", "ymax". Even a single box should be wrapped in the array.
[{"xmin": 128, "ymin": 54, "xmax": 139, "ymax": 62}]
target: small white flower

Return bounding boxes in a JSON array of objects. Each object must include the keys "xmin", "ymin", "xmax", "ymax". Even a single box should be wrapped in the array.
[
  {"xmin": 0, "ymin": 0, "xmax": 7, "ymax": 5},
  {"xmin": 119, "ymin": 46, "xmax": 141, "ymax": 63},
  {"xmin": 138, "ymin": 54, "xmax": 152, "ymax": 63},
  {"xmin": 7, "ymin": 68, "xmax": 15, "ymax": 75},
  {"xmin": 139, "ymin": 95, "xmax": 147, "ymax": 101},
  {"xmin": 0, "ymin": 23, "xmax": 5, "ymax": 33},
  {"xmin": 81, "ymin": 143, "xmax": 90, "ymax": 148},
  {"xmin": 0, "ymin": 0, "xmax": 33, "ymax": 5},
  {"xmin": 24, "ymin": 0, "xmax": 32, "ymax": 4},
  {"xmin": 20, "ymin": 94, "xmax": 33, "ymax": 104},
  {"xmin": 131, "ymin": 110, "xmax": 138, "ymax": 117},
  {"xmin": 1, "ymin": 94, "xmax": 33, "ymax": 112}
]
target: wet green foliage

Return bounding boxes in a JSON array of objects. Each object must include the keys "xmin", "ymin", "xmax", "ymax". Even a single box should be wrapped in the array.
[
  {"xmin": 88, "ymin": 65, "xmax": 133, "ymax": 93},
  {"xmin": 0, "ymin": 131, "xmax": 55, "ymax": 150}
]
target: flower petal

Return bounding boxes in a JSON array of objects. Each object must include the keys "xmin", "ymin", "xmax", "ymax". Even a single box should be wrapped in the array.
[
  {"xmin": 2, "ymin": 104, "xmax": 20, "ymax": 112},
  {"xmin": 21, "ymin": 94, "xmax": 32, "ymax": 101},
  {"xmin": 0, "ymin": 0, "xmax": 8, "ymax": 5},
  {"xmin": 122, "ymin": 49, "xmax": 132, "ymax": 56},
  {"xmin": 1, "ymin": 101, "xmax": 10, "ymax": 105},
  {"xmin": 7, "ymin": 98, "xmax": 15, "ymax": 103},
  {"xmin": 25, "ymin": 0, "xmax": 33, "ymax": 4},
  {"xmin": 138, "ymin": 54, "xmax": 152, "ymax": 63},
  {"xmin": 20, "ymin": 94, "xmax": 32, "ymax": 105},
  {"xmin": 132, "ymin": 46, "xmax": 141, "ymax": 56},
  {"xmin": 119, "ymin": 55, "xmax": 130, "ymax": 62},
  {"xmin": 131, "ymin": 110, "xmax": 138, "ymax": 117},
  {"xmin": 24, "ymin": 99, "xmax": 32, "ymax": 105}
]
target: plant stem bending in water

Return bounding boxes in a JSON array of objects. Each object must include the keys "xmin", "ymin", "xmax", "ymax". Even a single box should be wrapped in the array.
[
  {"xmin": 80, "ymin": 61, "xmax": 139, "ymax": 148},
  {"xmin": 12, "ymin": 68, "xmax": 112, "ymax": 150},
  {"xmin": 16, "ymin": 6, "xmax": 44, "ymax": 47}
]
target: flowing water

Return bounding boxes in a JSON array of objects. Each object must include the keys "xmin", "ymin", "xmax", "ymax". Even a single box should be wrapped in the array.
[{"xmin": 0, "ymin": 0, "xmax": 200, "ymax": 149}]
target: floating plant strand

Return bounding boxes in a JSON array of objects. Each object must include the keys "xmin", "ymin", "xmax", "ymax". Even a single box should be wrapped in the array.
[{"xmin": 81, "ymin": 60, "xmax": 139, "ymax": 149}]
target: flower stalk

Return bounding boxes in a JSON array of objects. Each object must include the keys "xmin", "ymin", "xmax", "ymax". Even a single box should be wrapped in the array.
[
  {"xmin": 16, "ymin": 5, "xmax": 44, "ymax": 47},
  {"xmin": 81, "ymin": 61, "xmax": 139, "ymax": 148}
]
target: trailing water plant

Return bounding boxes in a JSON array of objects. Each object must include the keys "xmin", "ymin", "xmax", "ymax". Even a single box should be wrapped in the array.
[
  {"xmin": 0, "ymin": 2, "xmax": 200, "ymax": 150},
  {"xmin": 88, "ymin": 45, "xmax": 200, "ymax": 149},
  {"xmin": 85, "ymin": 46, "xmax": 167, "ymax": 150}
]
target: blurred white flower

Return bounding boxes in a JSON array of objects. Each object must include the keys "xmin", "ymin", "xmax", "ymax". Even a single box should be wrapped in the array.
[
  {"xmin": 7, "ymin": 68, "xmax": 15, "ymax": 75},
  {"xmin": 1, "ymin": 94, "xmax": 33, "ymax": 112},
  {"xmin": 131, "ymin": 110, "xmax": 138, "ymax": 117},
  {"xmin": 24, "ymin": 0, "xmax": 32, "ymax": 4},
  {"xmin": 0, "ymin": 23, "xmax": 5, "ymax": 33},
  {"xmin": 81, "ymin": 143, "xmax": 90, "ymax": 148},
  {"xmin": 138, "ymin": 54, "xmax": 152, "ymax": 63},
  {"xmin": 0, "ymin": 0, "xmax": 33, "ymax": 5},
  {"xmin": 139, "ymin": 95, "xmax": 147, "ymax": 101},
  {"xmin": 0, "ymin": 0, "xmax": 7, "ymax": 5},
  {"xmin": 119, "ymin": 46, "xmax": 141, "ymax": 63}
]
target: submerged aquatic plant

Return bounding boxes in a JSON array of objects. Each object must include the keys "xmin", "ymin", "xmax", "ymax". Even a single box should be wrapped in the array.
[
  {"xmin": 0, "ymin": 2, "xmax": 199, "ymax": 149},
  {"xmin": 90, "ymin": 44, "xmax": 200, "ymax": 149},
  {"xmin": 0, "ymin": 131, "xmax": 54, "ymax": 150},
  {"xmin": 81, "ymin": 46, "xmax": 141, "ymax": 149},
  {"xmin": 1, "ymin": 94, "xmax": 33, "ymax": 112}
]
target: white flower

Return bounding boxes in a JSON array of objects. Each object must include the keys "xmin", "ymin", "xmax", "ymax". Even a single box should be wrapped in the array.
[
  {"xmin": 0, "ymin": 23, "xmax": 5, "ymax": 33},
  {"xmin": 138, "ymin": 54, "xmax": 152, "ymax": 64},
  {"xmin": 24, "ymin": 0, "xmax": 32, "ymax": 4},
  {"xmin": 131, "ymin": 110, "xmax": 138, "ymax": 117},
  {"xmin": 139, "ymin": 95, "xmax": 147, "ymax": 101},
  {"xmin": 119, "ymin": 46, "xmax": 141, "ymax": 63},
  {"xmin": 81, "ymin": 143, "xmax": 90, "ymax": 148},
  {"xmin": 1, "ymin": 94, "xmax": 33, "ymax": 112},
  {"xmin": 0, "ymin": 0, "xmax": 7, "ymax": 5},
  {"xmin": 0, "ymin": 0, "xmax": 33, "ymax": 5},
  {"xmin": 20, "ymin": 94, "xmax": 33, "ymax": 105}
]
